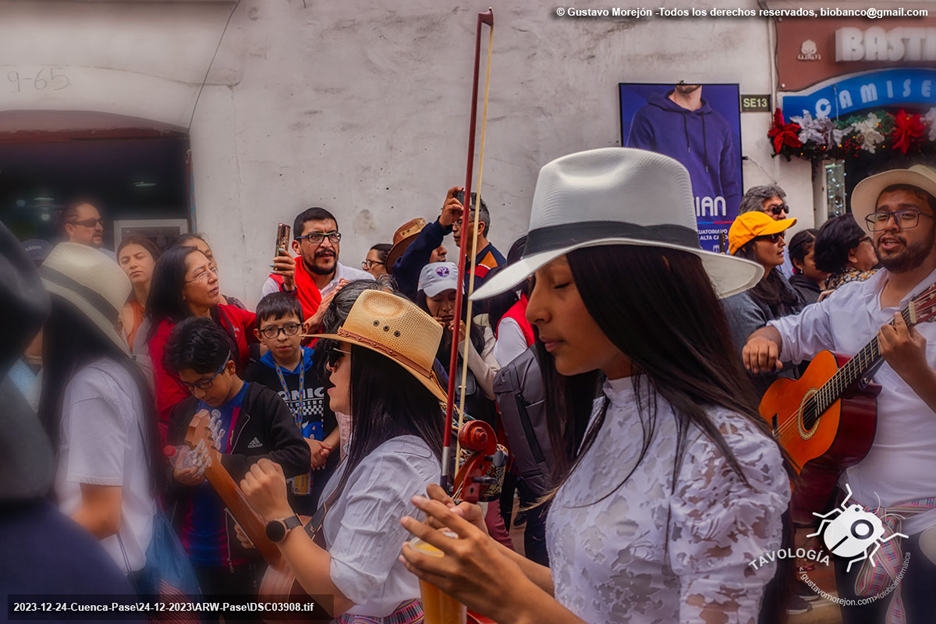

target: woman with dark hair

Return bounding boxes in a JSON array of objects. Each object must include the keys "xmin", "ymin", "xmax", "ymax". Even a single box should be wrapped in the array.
[
  {"xmin": 724, "ymin": 211, "xmax": 804, "ymax": 396},
  {"xmin": 414, "ymin": 261, "xmax": 499, "ymax": 425},
  {"xmin": 147, "ymin": 245, "xmax": 270, "ymax": 443},
  {"xmin": 813, "ymin": 214, "xmax": 878, "ymax": 291},
  {"xmin": 117, "ymin": 236, "xmax": 160, "ymax": 353},
  {"xmin": 238, "ymin": 290, "xmax": 446, "ymax": 622},
  {"xmin": 787, "ymin": 228, "xmax": 829, "ymax": 305},
  {"xmin": 176, "ymin": 232, "xmax": 247, "ymax": 309},
  {"xmin": 362, "ymin": 243, "xmax": 392, "ymax": 277},
  {"xmin": 38, "ymin": 243, "xmax": 162, "ymax": 581},
  {"xmin": 399, "ymin": 149, "xmax": 793, "ymax": 624}
]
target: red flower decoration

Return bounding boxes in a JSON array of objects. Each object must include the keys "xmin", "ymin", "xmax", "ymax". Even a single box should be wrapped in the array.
[
  {"xmin": 767, "ymin": 109, "xmax": 802, "ymax": 154},
  {"xmin": 891, "ymin": 109, "xmax": 925, "ymax": 154}
]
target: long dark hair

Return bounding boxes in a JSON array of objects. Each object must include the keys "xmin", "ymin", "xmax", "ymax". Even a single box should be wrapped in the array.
[
  {"xmin": 735, "ymin": 240, "xmax": 801, "ymax": 315},
  {"xmin": 330, "ymin": 346, "xmax": 444, "ymax": 497},
  {"xmin": 39, "ymin": 297, "xmax": 165, "ymax": 497},
  {"xmin": 538, "ymin": 244, "xmax": 796, "ymax": 623},
  {"xmin": 540, "ymin": 245, "xmax": 796, "ymax": 495},
  {"xmin": 146, "ymin": 245, "xmax": 201, "ymax": 330}
]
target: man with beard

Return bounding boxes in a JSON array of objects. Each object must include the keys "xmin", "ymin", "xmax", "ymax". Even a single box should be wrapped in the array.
[
  {"xmin": 743, "ymin": 166, "xmax": 936, "ymax": 623},
  {"xmin": 262, "ymin": 207, "xmax": 372, "ymax": 322}
]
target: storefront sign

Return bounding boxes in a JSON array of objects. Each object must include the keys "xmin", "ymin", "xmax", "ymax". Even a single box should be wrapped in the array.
[
  {"xmin": 780, "ymin": 68, "xmax": 936, "ymax": 121},
  {"xmin": 776, "ymin": 16, "xmax": 936, "ymax": 92}
]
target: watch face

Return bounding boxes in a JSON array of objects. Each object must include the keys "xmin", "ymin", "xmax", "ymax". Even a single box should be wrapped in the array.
[{"xmin": 266, "ymin": 520, "xmax": 286, "ymax": 543}]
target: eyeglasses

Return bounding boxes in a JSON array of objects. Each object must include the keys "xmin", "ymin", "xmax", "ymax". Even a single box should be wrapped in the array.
[
  {"xmin": 297, "ymin": 231, "xmax": 341, "ymax": 245},
  {"xmin": 259, "ymin": 322, "xmax": 302, "ymax": 339},
  {"xmin": 766, "ymin": 204, "xmax": 790, "ymax": 216},
  {"xmin": 865, "ymin": 209, "xmax": 933, "ymax": 232},
  {"xmin": 326, "ymin": 347, "xmax": 351, "ymax": 370},
  {"xmin": 184, "ymin": 266, "xmax": 219, "ymax": 283},
  {"xmin": 68, "ymin": 218, "xmax": 104, "ymax": 228},
  {"xmin": 178, "ymin": 352, "xmax": 230, "ymax": 392},
  {"xmin": 755, "ymin": 232, "xmax": 785, "ymax": 244},
  {"xmin": 361, "ymin": 259, "xmax": 384, "ymax": 270}
]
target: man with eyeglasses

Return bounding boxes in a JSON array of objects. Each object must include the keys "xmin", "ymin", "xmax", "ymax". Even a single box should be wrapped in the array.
[
  {"xmin": 744, "ymin": 166, "xmax": 936, "ymax": 623},
  {"xmin": 262, "ymin": 206, "xmax": 372, "ymax": 321},
  {"xmin": 59, "ymin": 199, "xmax": 116, "ymax": 259}
]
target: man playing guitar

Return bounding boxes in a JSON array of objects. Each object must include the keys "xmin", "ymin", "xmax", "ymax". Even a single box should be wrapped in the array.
[{"xmin": 744, "ymin": 166, "xmax": 936, "ymax": 623}]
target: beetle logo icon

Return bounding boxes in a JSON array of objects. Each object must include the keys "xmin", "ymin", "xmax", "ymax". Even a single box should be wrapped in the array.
[{"xmin": 807, "ymin": 484, "xmax": 907, "ymax": 573}]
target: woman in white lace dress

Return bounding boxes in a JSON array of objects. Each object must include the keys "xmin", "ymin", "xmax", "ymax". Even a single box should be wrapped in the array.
[{"xmin": 400, "ymin": 148, "xmax": 795, "ymax": 623}]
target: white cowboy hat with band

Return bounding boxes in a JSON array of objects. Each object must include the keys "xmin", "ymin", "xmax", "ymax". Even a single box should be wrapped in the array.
[
  {"xmin": 39, "ymin": 242, "xmax": 132, "ymax": 353},
  {"xmin": 311, "ymin": 289, "xmax": 448, "ymax": 404},
  {"xmin": 850, "ymin": 164, "xmax": 936, "ymax": 231},
  {"xmin": 470, "ymin": 147, "xmax": 764, "ymax": 301}
]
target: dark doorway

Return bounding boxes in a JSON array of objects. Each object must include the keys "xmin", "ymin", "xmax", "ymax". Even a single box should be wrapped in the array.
[{"xmin": 0, "ymin": 128, "xmax": 191, "ymax": 252}]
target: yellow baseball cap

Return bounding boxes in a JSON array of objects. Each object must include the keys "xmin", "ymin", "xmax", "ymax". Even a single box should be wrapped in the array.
[{"xmin": 728, "ymin": 211, "xmax": 797, "ymax": 256}]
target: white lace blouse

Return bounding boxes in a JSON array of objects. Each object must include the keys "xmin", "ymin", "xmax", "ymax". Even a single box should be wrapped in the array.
[{"xmin": 546, "ymin": 377, "xmax": 790, "ymax": 623}]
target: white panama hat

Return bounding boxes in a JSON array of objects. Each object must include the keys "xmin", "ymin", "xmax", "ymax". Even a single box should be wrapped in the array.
[
  {"xmin": 850, "ymin": 164, "xmax": 936, "ymax": 232},
  {"xmin": 471, "ymin": 148, "xmax": 763, "ymax": 301},
  {"xmin": 40, "ymin": 242, "xmax": 132, "ymax": 353}
]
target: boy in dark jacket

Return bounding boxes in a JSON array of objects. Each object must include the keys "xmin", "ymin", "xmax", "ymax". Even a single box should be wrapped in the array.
[
  {"xmin": 164, "ymin": 316, "xmax": 310, "ymax": 610},
  {"xmin": 244, "ymin": 292, "xmax": 340, "ymax": 515}
]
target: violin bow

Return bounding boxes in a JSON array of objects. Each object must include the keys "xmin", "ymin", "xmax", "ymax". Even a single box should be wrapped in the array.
[{"xmin": 441, "ymin": 7, "xmax": 494, "ymax": 495}]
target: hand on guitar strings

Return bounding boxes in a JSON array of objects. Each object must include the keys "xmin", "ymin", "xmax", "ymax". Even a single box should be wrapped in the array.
[
  {"xmin": 240, "ymin": 458, "xmax": 293, "ymax": 523},
  {"xmin": 399, "ymin": 494, "xmax": 531, "ymax": 619},
  {"xmin": 879, "ymin": 311, "xmax": 929, "ymax": 385}
]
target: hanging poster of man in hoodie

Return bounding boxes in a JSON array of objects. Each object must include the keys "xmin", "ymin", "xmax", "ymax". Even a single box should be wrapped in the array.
[{"xmin": 622, "ymin": 82, "xmax": 743, "ymax": 252}]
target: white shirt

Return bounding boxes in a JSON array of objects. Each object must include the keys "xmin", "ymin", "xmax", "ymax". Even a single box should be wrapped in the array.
[
  {"xmin": 320, "ymin": 435, "xmax": 440, "ymax": 617},
  {"xmin": 769, "ymin": 267, "xmax": 936, "ymax": 535},
  {"xmin": 493, "ymin": 317, "xmax": 529, "ymax": 367},
  {"xmin": 54, "ymin": 358, "xmax": 157, "ymax": 572},
  {"xmin": 261, "ymin": 262, "xmax": 374, "ymax": 300},
  {"xmin": 547, "ymin": 377, "xmax": 789, "ymax": 623}
]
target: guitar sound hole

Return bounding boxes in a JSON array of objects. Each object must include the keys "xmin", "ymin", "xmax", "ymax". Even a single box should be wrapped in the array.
[{"xmin": 798, "ymin": 388, "xmax": 820, "ymax": 440}]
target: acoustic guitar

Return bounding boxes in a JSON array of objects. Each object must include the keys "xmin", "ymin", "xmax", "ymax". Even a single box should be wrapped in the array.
[{"xmin": 759, "ymin": 282, "xmax": 936, "ymax": 523}]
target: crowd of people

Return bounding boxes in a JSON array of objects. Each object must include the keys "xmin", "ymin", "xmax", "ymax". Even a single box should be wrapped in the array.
[{"xmin": 2, "ymin": 147, "xmax": 936, "ymax": 624}]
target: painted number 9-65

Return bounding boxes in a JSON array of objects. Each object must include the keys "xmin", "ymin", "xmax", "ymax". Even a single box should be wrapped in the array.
[{"xmin": 8, "ymin": 68, "xmax": 71, "ymax": 93}]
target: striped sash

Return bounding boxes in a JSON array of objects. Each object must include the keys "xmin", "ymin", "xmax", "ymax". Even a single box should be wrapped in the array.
[{"xmin": 335, "ymin": 599, "xmax": 424, "ymax": 624}]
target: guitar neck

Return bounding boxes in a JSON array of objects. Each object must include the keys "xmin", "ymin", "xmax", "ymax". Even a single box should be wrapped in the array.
[
  {"xmin": 202, "ymin": 451, "xmax": 283, "ymax": 566},
  {"xmin": 813, "ymin": 304, "xmax": 914, "ymax": 414}
]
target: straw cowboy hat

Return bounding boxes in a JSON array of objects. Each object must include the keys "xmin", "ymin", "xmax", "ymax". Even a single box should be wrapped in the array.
[
  {"xmin": 471, "ymin": 148, "xmax": 764, "ymax": 301},
  {"xmin": 851, "ymin": 164, "xmax": 936, "ymax": 231},
  {"xmin": 311, "ymin": 289, "xmax": 448, "ymax": 403},
  {"xmin": 39, "ymin": 242, "xmax": 132, "ymax": 353},
  {"xmin": 386, "ymin": 218, "xmax": 427, "ymax": 275}
]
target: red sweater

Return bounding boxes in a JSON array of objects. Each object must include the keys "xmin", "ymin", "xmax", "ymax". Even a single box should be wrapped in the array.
[{"xmin": 149, "ymin": 304, "xmax": 257, "ymax": 445}]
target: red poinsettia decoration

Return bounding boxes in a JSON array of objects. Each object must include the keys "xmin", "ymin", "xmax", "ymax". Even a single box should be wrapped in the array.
[
  {"xmin": 891, "ymin": 109, "xmax": 925, "ymax": 154},
  {"xmin": 768, "ymin": 108, "xmax": 802, "ymax": 153}
]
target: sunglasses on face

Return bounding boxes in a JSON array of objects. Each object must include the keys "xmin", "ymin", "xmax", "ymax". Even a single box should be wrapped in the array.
[
  {"xmin": 766, "ymin": 204, "xmax": 790, "ymax": 216},
  {"xmin": 259, "ymin": 322, "xmax": 302, "ymax": 340},
  {"xmin": 297, "ymin": 231, "xmax": 341, "ymax": 245},
  {"xmin": 68, "ymin": 218, "xmax": 104, "ymax": 228},
  {"xmin": 325, "ymin": 347, "xmax": 351, "ymax": 370},
  {"xmin": 755, "ymin": 232, "xmax": 785, "ymax": 244},
  {"xmin": 178, "ymin": 353, "xmax": 231, "ymax": 392}
]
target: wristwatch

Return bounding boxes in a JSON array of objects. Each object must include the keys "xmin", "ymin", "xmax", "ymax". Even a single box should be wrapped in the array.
[{"xmin": 265, "ymin": 515, "xmax": 302, "ymax": 543}]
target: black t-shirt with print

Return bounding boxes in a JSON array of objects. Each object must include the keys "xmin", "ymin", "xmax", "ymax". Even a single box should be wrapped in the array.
[{"xmin": 244, "ymin": 350, "xmax": 340, "ymax": 515}]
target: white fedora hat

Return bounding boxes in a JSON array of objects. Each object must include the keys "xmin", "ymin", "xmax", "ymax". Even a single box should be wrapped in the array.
[
  {"xmin": 471, "ymin": 148, "xmax": 763, "ymax": 301},
  {"xmin": 40, "ymin": 243, "xmax": 132, "ymax": 353},
  {"xmin": 851, "ymin": 164, "xmax": 936, "ymax": 231}
]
